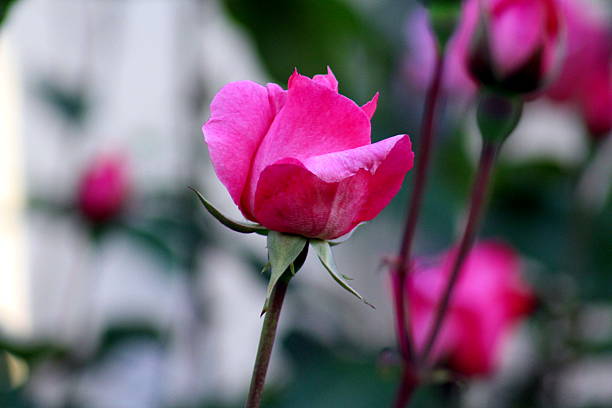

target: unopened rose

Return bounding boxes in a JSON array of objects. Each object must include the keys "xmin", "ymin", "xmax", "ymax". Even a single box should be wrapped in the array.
[
  {"xmin": 405, "ymin": 0, "xmax": 562, "ymax": 98},
  {"xmin": 203, "ymin": 69, "xmax": 414, "ymax": 240},
  {"xmin": 466, "ymin": 0, "xmax": 562, "ymax": 94},
  {"xmin": 404, "ymin": 4, "xmax": 478, "ymax": 101},
  {"xmin": 407, "ymin": 241, "xmax": 535, "ymax": 376},
  {"xmin": 78, "ymin": 154, "xmax": 129, "ymax": 223}
]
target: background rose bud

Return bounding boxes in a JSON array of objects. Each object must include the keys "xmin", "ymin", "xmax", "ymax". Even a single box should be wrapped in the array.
[
  {"xmin": 546, "ymin": 0, "xmax": 612, "ymax": 137},
  {"xmin": 404, "ymin": 5, "xmax": 478, "ymax": 101},
  {"xmin": 466, "ymin": 0, "xmax": 562, "ymax": 94},
  {"xmin": 407, "ymin": 241, "xmax": 535, "ymax": 376},
  {"xmin": 203, "ymin": 69, "xmax": 414, "ymax": 240},
  {"xmin": 77, "ymin": 154, "xmax": 129, "ymax": 223}
]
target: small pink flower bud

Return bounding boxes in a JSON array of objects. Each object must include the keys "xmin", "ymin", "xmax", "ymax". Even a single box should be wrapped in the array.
[
  {"xmin": 466, "ymin": 0, "xmax": 562, "ymax": 94},
  {"xmin": 77, "ymin": 154, "xmax": 129, "ymax": 223}
]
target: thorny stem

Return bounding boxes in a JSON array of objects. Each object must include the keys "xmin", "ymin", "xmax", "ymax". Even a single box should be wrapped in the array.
[
  {"xmin": 419, "ymin": 141, "xmax": 500, "ymax": 366},
  {"xmin": 245, "ymin": 275, "xmax": 290, "ymax": 408}
]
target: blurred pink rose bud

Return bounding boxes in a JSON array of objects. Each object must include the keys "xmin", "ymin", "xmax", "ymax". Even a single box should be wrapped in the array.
[
  {"xmin": 466, "ymin": 0, "xmax": 562, "ymax": 94},
  {"xmin": 77, "ymin": 154, "xmax": 129, "ymax": 223},
  {"xmin": 404, "ymin": 4, "xmax": 478, "ymax": 101},
  {"xmin": 407, "ymin": 241, "xmax": 535, "ymax": 376},
  {"xmin": 546, "ymin": 0, "xmax": 612, "ymax": 137},
  {"xmin": 202, "ymin": 68, "xmax": 414, "ymax": 240}
]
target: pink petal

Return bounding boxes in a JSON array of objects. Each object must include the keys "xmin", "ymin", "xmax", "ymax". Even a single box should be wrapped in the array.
[
  {"xmin": 408, "ymin": 240, "xmax": 534, "ymax": 376},
  {"xmin": 490, "ymin": 0, "xmax": 546, "ymax": 76},
  {"xmin": 361, "ymin": 92, "xmax": 379, "ymax": 119},
  {"xmin": 267, "ymin": 82, "xmax": 288, "ymax": 114},
  {"xmin": 202, "ymin": 81, "xmax": 279, "ymax": 211},
  {"xmin": 301, "ymin": 134, "xmax": 410, "ymax": 181},
  {"xmin": 450, "ymin": 308, "xmax": 500, "ymax": 375},
  {"xmin": 408, "ymin": 275, "xmax": 460, "ymax": 359},
  {"xmin": 404, "ymin": 8, "xmax": 438, "ymax": 89},
  {"xmin": 580, "ymin": 68, "xmax": 612, "ymax": 137},
  {"xmin": 253, "ymin": 135, "xmax": 413, "ymax": 239},
  {"xmin": 312, "ymin": 66, "xmax": 339, "ymax": 92},
  {"xmin": 245, "ymin": 71, "xmax": 372, "ymax": 213},
  {"xmin": 252, "ymin": 159, "xmax": 338, "ymax": 238}
]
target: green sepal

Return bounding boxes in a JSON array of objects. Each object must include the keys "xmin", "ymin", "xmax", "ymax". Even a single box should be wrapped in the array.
[
  {"xmin": 311, "ymin": 240, "xmax": 374, "ymax": 309},
  {"xmin": 262, "ymin": 231, "xmax": 308, "ymax": 314},
  {"xmin": 476, "ymin": 92, "xmax": 524, "ymax": 144},
  {"xmin": 189, "ymin": 187, "xmax": 268, "ymax": 235},
  {"xmin": 328, "ymin": 222, "xmax": 367, "ymax": 247},
  {"xmin": 418, "ymin": 0, "xmax": 462, "ymax": 50}
]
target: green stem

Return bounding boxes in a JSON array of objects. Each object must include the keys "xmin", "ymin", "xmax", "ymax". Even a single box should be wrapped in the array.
[
  {"xmin": 245, "ymin": 275, "xmax": 290, "ymax": 408},
  {"xmin": 419, "ymin": 141, "xmax": 500, "ymax": 366}
]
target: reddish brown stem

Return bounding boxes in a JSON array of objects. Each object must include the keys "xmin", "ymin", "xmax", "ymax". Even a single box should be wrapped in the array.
[
  {"xmin": 393, "ymin": 51, "xmax": 445, "ymax": 363},
  {"xmin": 419, "ymin": 141, "xmax": 500, "ymax": 366},
  {"xmin": 393, "ymin": 368, "xmax": 419, "ymax": 408}
]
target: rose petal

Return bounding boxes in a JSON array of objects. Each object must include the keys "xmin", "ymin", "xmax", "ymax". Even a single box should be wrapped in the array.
[
  {"xmin": 246, "ymin": 71, "xmax": 372, "ymax": 213},
  {"xmin": 267, "ymin": 82, "xmax": 288, "ymax": 114},
  {"xmin": 253, "ymin": 135, "xmax": 412, "ymax": 239},
  {"xmin": 490, "ymin": 0, "xmax": 546, "ymax": 76},
  {"xmin": 202, "ymin": 81, "xmax": 278, "ymax": 210},
  {"xmin": 409, "ymin": 241, "xmax": 535, "ymax": 376},
  {"xmin": 312, "ymin": 66, "xmax": 339, "ymax": 92},
  {"xmin": 547, "ymin": 0, "xmax": 610, "ymax": 101},
  {"xmin": 580, "ymin": 68, "xmax": 612, "ymax": 137},
  {"xmin": 361, "ymin": 92, "xmax": 379, "ymax": 119}
]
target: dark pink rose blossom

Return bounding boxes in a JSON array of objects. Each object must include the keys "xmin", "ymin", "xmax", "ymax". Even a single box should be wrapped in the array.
[
  {"xmin": 406, "ymin": 241, "xmax": 535, "ymax": 376},
  {"xmin": 466, "ymin": 0, "xmax": 562, "ymax": 94},
  {"xmin": 77, "ymin": 154, "xmax": 129, "ymax": 223},
  {"xmin": 546, "ymin": 0, "xmax": 612, "ymax": 137},
  {"xmin": 202, "ymin": 69, "xmax": 414, "ymax": 240}
]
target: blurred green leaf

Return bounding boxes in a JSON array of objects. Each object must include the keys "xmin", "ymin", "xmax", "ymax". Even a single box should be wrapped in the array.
[
  {"xmin": 268, "ymin": 331, "xmax": 397, "ymax": 408},
  {"xmin": 219, "ymin": 0, "xmax": 395, "ymax": 101},
  {"xmin": 118, "ymin": 189, "xmax": 211, "ymax": 274},
  {"xmin": 0, "ymin": 333, "xmax": 68, "ymax": 365},
  {"xmin": 0, "ymin": 0, "xmax": 19, "ymax": 27},
  {"xmin": 92, "ymin": 324, "xmax": 163, "ymax": 364},
  {"xmin": 38, "ymin": 80, "xmax": 88, "ymax": 125}
]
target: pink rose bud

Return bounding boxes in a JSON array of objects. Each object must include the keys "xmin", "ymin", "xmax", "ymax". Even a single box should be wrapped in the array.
[
  {"xmin": 202, "ymin": 68, "xmax": 414, "ymax": 240},
  {"xmin": 77, "ymin": 154, "xmax": 129, "ymax": 223},
  {"xmin": 546, "ymin": 0, "xmax": 612, "ymax": 137},
  {"xmin": 407, "ymin": 241, "xmax": 535, "ymax": 376},
  {"xmin": 404, "ymin": 5, "xmax": 478, "ymax": 101},
  {"xmin": 466, "ymin": 0, "xmax": 562, "ymax": 94}
]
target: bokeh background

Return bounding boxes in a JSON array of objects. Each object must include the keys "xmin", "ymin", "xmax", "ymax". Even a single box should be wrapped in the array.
[{"xmin": 0, "ymin": 0, "xmax": 611, "ymax": 407}]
